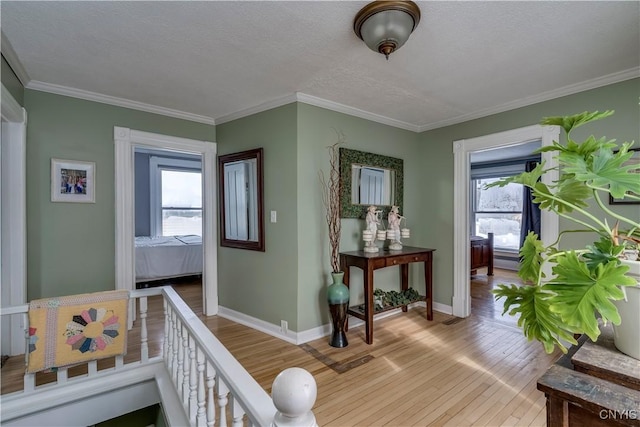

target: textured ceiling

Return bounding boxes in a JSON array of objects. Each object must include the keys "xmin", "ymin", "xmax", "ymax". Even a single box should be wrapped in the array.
[{"xmin": 2, "ymin": 1, "xmax": 639, "ymax": 131}]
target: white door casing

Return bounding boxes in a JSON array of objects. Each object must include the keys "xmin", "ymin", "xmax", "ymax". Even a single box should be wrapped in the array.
[
  {"xmin": 452, "ymin": 124, "xmax": 560, "ymax": 318},
  {"xmin": 114, "ymin": 128, "xmax": 218, "ymax": 315},
  {"xmin": 1, "ymin": 83, "xmax": 28, "ymax": 355}
]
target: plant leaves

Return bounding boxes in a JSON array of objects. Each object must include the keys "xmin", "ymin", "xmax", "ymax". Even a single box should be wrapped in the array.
[
  {"xmin": 541, "ymin": 111, "xmax": 614, "ymax": 134},
  {"xmin": 546, "ymin": 252, "xmax": 636, "ymax": 342},
  {"xmin": 582, "ymin": 237, "xmax": 624, "ymax": 270},
  {"xmin": 518, "ymin": 232, "xmax": 545, "ymax": 283},
  {"xmin": 531, "ymin": 180, "xmax": 591, "ymax": 214},
  {"xmin": 492, "ymin": 284, "xmax": 577, "ymax": 353}
]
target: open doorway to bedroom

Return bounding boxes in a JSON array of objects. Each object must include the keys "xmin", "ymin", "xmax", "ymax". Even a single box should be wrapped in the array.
[
  {"xmin": 114, "ymin": 128, "xmax": 218, "ymax": 316},
  {"xmin": 133, "ymin": 147, "xmax": 204, "ymax": 301},
  {"xmin": 452, "ymin": 124, "xmax": 560, "ymax": 319}
]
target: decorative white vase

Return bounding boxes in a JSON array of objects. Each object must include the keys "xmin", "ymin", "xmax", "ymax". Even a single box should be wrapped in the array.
[{"xmin": 612, "ymin": 259, "xmax": 640, "ymax": 360}]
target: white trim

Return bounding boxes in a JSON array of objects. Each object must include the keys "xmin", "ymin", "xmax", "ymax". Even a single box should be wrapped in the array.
[
  {"xmin": 28, "ymin": 80, "xmax": 215, "ymax": 125},
  {"xmin": 1, "ymin": 31, "xmax": 30, "ymax": 86},
  {"xmin": 215, "ymin": 94, "xmax": 297, "ymax": 125},
  {"xmin": 219, "ymin": 302, "xmax": 453, "ymax": 345},
  {"xmin": 419, "ymin": 68, "xmax": 640, "ymax": 132},
  {"xmin": 295, "ymin": 93, "xmax": 420, "ymax": 132},
  {"xmin": 452, "ymin": 124, "xmax": 560, "ymax": 318},
  {"xmin": 0, "ymin": 360, "xmax": 188, "ymax": 427},
  {"xmin": 1, "ymin": 83, "xmax": 27, "ymax": 356},
  {"xmin": 114, "ymin": 128, "xmax": 218, "ymax": 315}
]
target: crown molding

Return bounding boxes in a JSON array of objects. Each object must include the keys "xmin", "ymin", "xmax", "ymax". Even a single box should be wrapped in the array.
[
  {"xmin": 26, "ymin": 80, "xmax": 216, "ymax": 125},
  {"xmin": 295, "ymin": 92, "xmax": 420, "ymax": 132},
  {"xmin": 214, "ymin": 93, "xmax": 297, "ymax": 125},
  {"xmin": 418, "ymin": 67, "xmax": 640, "ymax": 132},
  {"xmin": 1, "ymin": 31, "xmax": 30, "ymax": 86}
]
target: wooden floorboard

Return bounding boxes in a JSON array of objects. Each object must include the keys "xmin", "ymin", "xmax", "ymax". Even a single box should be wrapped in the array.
[{"xmin": 1, "ymin": 269, "xmax": 559, "ymax": 426}]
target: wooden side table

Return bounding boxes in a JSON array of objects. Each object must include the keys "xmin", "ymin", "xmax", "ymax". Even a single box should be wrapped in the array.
[
  {"xmin": 339, "ymin": 246, "xmax": 435, "ymax": 344},
  {"xmin": 537, "ymin": 325, "xmax": 640, "ymax": 426}
]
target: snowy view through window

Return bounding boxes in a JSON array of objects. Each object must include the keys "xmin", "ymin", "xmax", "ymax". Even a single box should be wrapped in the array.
[
  {"xmin": 162, "ymin": 170, "xmax": 202, "ymax": 236},
  {"xmin": 473, "ymin": 177, "xmax": 523, "ymax": 251}
]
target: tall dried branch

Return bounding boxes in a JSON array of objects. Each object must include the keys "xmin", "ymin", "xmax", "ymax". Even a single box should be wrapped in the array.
[{"xmin": 319, "ymin": 131, "xmax": 345, "ymax": 273}]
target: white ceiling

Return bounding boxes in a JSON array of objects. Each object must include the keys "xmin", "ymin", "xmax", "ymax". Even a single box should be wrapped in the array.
[{"xmin": 2, "ymin": 1, "xmax": 639, "ymax": 132}]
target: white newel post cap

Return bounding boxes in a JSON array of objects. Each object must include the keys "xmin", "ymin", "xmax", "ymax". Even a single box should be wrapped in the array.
[{"xmin": 272, "ymin": 367, "xmax": 318, "ymax": 427}]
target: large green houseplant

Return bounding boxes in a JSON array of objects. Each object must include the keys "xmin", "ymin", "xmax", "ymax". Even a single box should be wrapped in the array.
[{"xmin": 492, "ymin": 111, "xmax": 640, "ymax": 355}]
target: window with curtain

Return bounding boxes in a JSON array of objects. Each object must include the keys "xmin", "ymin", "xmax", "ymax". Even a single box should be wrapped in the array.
[{"xmin": 471, "ymin": 177, "xmax": 523, "ymax": 251}]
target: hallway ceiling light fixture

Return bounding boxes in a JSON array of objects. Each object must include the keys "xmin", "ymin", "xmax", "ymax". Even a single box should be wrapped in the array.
[{"xmin": 353, "ymin": 0, "xmax": 421, "ymax": 60}]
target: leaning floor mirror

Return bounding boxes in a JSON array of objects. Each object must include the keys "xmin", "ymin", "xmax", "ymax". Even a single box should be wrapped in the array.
[{"xmin": 218, "ymin": 148, "xmax": 265, "ymax": 251}]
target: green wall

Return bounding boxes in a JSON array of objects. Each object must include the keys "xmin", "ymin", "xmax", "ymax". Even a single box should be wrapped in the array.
[
  {"xmin": 216, "ymin": 104, "xmax": 299, "ymax": 330},
  {"xmin": 1, "ymin": 55, "xmax": 24, "ymax": 105},
  {"xmin": 418, "ymin": 78, "xmax": 640, "ymax": 306},
  {"xmin": 24, "ymin": 90, "xmax": 215, "ymax": 299},
  {"xmin": 296, "ymin": 104, "xmax": 421, "ymax": 331},
  {"xmin": 20, "ymin": 77, "xmax": 639, "ymax": 332}
]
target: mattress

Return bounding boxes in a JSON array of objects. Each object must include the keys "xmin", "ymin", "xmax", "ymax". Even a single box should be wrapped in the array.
[{"xmin": 135, "ymin": 235, "xmax": 202, "ymax": 281}]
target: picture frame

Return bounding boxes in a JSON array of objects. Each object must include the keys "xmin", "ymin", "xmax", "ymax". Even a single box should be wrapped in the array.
[
  {"xmin": 51, "ymin": 158, "xmax": 95, "ymax": 203},
  {"xmin": 609, "ymin": 148, "xmax": 640, "ymax": 205}
]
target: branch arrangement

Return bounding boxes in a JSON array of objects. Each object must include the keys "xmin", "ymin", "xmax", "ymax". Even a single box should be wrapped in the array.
[{"xmin": 319, "ymin": 132, "xmax": 345, "ymax": 273}]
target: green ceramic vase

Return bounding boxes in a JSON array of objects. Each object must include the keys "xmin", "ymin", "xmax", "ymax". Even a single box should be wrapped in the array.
[{"xmin": 327, "ymin": 271, "xmax": 349, "ymax": 348}]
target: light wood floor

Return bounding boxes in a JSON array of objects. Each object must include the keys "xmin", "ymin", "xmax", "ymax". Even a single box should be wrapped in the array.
[{"xmin": 2, "ymin": 269, "xmax": 559, "ymax": 426}]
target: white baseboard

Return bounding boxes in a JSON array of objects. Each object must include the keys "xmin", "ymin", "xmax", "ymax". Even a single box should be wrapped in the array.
[{"xmin": 218, "ymin": 302, "xmax": 454, "ymax": 345}]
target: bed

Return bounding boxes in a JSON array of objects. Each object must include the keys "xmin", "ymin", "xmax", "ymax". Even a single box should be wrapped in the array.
[
  {"xmin": 470, "ymin": 232, "xmax": 494, "ymax": 276},
  {"xmin": 135, "ymin": 235, "xmax": 202, "ymax": 282}
]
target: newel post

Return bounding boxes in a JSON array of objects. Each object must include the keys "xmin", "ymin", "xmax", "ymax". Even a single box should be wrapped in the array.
[{"xmin": 271, "ymin": 367, "xmax": 318, "ymax": 427}]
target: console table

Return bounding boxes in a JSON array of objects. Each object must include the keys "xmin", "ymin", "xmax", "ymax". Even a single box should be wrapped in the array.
[{"xmin": 339, "ymin": 246, "xmax": 435, "ymax": 344}]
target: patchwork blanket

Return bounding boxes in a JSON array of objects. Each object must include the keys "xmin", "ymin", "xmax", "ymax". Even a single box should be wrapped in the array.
[{"xmin": 27, "ymin": 290, "xmax": 129, "ymax": 373}]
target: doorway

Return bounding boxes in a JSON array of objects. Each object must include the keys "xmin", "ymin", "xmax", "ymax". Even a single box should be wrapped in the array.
[
  {"xmin": 451, "ymin": 124, "xmax": 560, "ymax": 318},
  {"xmin": 114, "ymin": 128, "xmax": 218, "ymax": 315},
  {"xmin": 1, "ymin": 84, "xmax": 27, "ymax": 355}
]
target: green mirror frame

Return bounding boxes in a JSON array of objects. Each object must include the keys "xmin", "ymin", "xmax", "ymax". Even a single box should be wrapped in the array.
[{"xmin": 339, "ymin": 147, "xmax": 404, "ymax": 219}]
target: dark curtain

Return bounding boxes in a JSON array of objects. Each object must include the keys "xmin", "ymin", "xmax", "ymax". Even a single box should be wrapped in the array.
[{"xmin": 519, "ymin": 160, "xmax": 541, "ymax": 249}]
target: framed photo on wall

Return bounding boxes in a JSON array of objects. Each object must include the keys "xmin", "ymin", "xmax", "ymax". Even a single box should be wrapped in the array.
[
  {"xmin": 609, "ymin": 148, "xmax": 640, "ymax": 205},
  {"xmin": 51, "ymin": 158, "xmax": 95, "ymax": 203}
]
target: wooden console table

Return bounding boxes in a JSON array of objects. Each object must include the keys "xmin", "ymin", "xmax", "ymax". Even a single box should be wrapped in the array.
[{"xmin": 339, "ymin": 246, "xmax": 435, "ymax": 344}]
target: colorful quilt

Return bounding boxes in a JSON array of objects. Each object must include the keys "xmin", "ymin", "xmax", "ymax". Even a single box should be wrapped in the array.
[{"xmin": 27, "ymin": 290, "xmax": 129, "ymax": 373}]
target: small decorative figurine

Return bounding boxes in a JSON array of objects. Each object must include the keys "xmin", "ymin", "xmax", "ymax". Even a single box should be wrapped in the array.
[
  {"xmin": 387, "ymin": 205, "xmax": 409, "ymax": 250},
  {"xmin": 363, "ymin": 205, "xmax": 382, "ymax": 252}
]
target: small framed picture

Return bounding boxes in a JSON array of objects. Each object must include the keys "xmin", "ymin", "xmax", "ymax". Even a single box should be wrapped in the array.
[
  {"xmin": 609, "ymin": 148, "xmax": 640, "ymax": 205},
  {"xmin": 51, "ymin": 158, "xmax": 95, "ymax": 203}
]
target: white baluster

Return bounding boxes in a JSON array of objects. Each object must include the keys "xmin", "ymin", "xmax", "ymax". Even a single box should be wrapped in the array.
[
  {"xmin": 182, "ymin": 324, "xmax": 190, "ymax": 405},
  {"xmin": 115, "ymin": 355, "xmax": 124, "ymax": 369},
  {"xmin": 171, "ymin": 309, "xmax": 179, "ymax": 382},
  {"xmin": 57, "ymin": 368, "xmax": 68, "ymax": 384},
  {"xmin": 139, "ymin": 296, "xmax": 149, "ymax": 362},
  {"xmin": 206, "ymin": 361, "xmax": 216, "ymax": 427},
  {"xmin": 196, "ymin": 347, "xmax": 206, "ymax": 426},
  {"xmin": 272, "ymin": 368, "xmax": 318, "ymax": 427},
  {"xmin": 88, "ymin": 360, "xmax": 97, "ymax": 376},
  {"xmin": 176, "ymin": 320, "xmax": 184, "ymax": 393},
  {"xmin": 188, "ymin": 335, "xmax": 198, "ymax": 422},
  {"xmin": 231, "ymin": 396, "xmax": 245, "ymax": 427},
  {"xmin": 24, "ymin": 373, "xmax": 35, "ymax": 392},
  {"xmin": 166, "ymin": 306, "xmax": 175, "ymax": 371},
  {"xmin": 162, "ymin": 298, "xmax": 169, "ymax": 362},
  {"xmin": 217, "ymin": 379, "xmax": 229, "ymax": 427}
]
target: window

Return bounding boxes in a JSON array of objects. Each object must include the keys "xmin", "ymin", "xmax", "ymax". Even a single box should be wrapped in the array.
[
  {"xmin": 150, "ymin": 156, "xmax": 202, "ymax": 236},
  {"xmin": 472, "ymin": 177, "xmax": 523, "ymax": 251}
]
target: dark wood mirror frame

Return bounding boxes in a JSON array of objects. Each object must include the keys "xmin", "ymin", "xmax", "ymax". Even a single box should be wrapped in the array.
[{"xmin": 218, "ymin": 148, "xmax": 265, "ymax": 251}]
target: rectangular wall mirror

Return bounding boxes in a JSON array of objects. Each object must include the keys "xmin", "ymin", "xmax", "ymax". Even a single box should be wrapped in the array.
[
  {"xmin": 339, "ymin": 148, "xmax": 403, "ymax": 218},
  {"xmin": 218, "ymin": 148, "xmax": 265, "ymax": 251}
]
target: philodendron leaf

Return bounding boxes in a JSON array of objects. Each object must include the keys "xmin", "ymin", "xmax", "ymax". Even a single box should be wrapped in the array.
[
  {"xmin": 518, "ymin": 232, "xmax": 545, "ymax": 283},
  {"xmin": 541, "ymin": 111, "xmax": 614, "ymax": 134},
  {"xmin": 582, "ymin": 237, "xmax": 624, "ymax": 270},
  {"xmin": 547, "ymin": 252, "xmax": 636, "ymax": 342},
  {"xmin": 493, "ymin": 284, "xmax": 577, "ymax": 353},
  {"xmin": 562, "ymin": 144, "xmax": 640, "ymax": 199},
  {"xmin": 485, "ymin": 163, "xmax": 544, "ymax": 190},
  {"xmin": 532, "ymin": 180, "xmax": 590, "ymax": 214}
]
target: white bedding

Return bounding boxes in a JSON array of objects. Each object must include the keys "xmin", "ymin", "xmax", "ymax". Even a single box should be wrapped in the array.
[{"xmin": 135, "ymin": 235, "xmax": 202, "ymax": 282}]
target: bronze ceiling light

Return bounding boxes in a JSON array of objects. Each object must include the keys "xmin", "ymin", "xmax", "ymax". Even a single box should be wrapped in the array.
[{"xmin": 353, "ymin": 1, "xmax": 421, "ymax": 60}]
